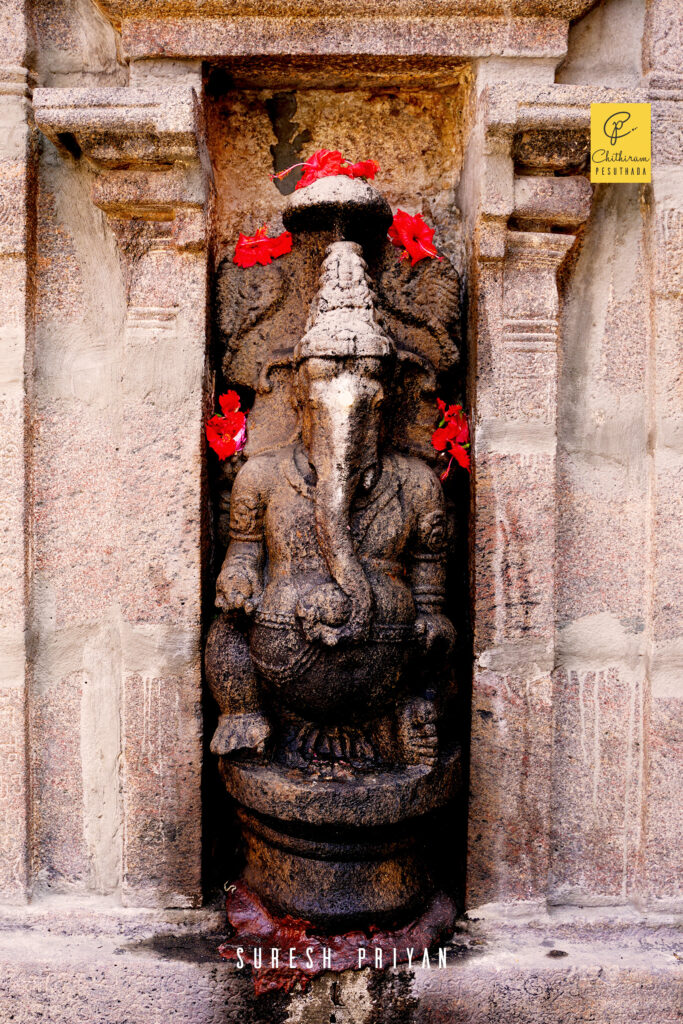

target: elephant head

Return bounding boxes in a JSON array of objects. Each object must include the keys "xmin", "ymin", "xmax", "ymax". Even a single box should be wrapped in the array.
[{"xmin": 293, "ymin": 242, "xmax": 396, "ymax": 644}]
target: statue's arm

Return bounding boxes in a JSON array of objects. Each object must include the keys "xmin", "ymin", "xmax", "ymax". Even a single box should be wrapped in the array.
[
  {"xmin": 215, "ymin": 458, "xmax": 268, "ymax": 615},
  {"xmin": 407, "ymin": 462, "xmax": 455, "ymax": 655}
]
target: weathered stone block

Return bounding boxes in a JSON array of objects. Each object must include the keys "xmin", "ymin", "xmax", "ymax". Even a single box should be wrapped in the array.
[
  {"xmin": 550, "ymin": 665, "xmax": 644, "ymax": 902},
  {"xmin": 467, "ymin": 667, "xmax": 553, "ymax": 905}
]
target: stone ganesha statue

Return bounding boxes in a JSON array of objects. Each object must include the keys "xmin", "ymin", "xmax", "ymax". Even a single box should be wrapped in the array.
[
  {"xmin": 205, "ymin": 177, "xmax": 461, "ymax": 928},
  {"xmin": 206, "ymin": 240, "xmax": 455, "ymax": 769}
]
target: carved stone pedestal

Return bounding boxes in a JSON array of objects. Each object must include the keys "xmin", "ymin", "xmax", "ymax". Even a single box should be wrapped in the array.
[{"xmin": 222, "ymin": 751, "xmax": 461, "ymax": 929}]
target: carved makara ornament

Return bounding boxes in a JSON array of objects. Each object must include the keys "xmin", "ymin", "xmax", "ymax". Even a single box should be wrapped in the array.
[{"xmin": 206, "ymin": 177, "xmax": 461, "ymax": 929}]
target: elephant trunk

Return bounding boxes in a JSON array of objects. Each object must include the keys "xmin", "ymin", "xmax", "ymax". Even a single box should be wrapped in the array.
[{"xmin": 306, "ymin": 372, "xmax": 379, "ymax": 643}]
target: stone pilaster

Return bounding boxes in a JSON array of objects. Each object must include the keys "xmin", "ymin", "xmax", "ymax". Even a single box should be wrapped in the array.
[
  {"xmin": 469, "ymin": 228, "xmax": 573, "ymax": 906},
  {"xmin": 461, "ymin": 81, "xmax": 599, "ymax": 908},
  {"xmin": 642, "ymin": 12, "xmax": 683, "ymax": 910},
  {"xmin": 0, "ymin": 39, "xmax": 33, "ymax": 902},
  {"xmin": 34, "ymin": 78, "xmax": 208, "ymax": 908}
]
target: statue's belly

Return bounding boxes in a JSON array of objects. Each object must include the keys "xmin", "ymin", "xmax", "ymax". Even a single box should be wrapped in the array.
[
  {"xmin": 250, "ymin": 619, "xmax": 412, "ymax": 722},
  {"xmin": 252, "ymin": 567, "xmax": 415, "ymax": 722}
]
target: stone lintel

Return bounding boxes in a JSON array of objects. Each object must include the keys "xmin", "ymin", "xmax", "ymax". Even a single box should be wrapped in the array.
[{"xmin": 119, "ymin": 15, "xmax": 568, "ymax": 61}]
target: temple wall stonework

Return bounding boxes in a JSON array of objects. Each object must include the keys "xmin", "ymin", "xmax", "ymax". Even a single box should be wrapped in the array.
[{"xmin": 0, "ymin": 0, "xmax": 680, "ymax": 1020}]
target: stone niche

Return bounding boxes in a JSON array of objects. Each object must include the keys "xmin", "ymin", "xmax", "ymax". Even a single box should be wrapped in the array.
[{"xmin": 203, "ymin": 57, "xmax": 474, "ymax": 913}]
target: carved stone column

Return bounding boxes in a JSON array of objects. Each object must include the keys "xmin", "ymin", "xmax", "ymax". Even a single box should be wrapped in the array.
[
  {"xmin": 471, "ymin": 228, "xmax": 574, "ymax": 904},
  {"xmin": 463, "ymin": 83, "xmax": 595, "ymax": 907},
  {"xmin": 0, "ymin": 44, "xmax": 33, "ymax": 903},
  {"xmin": 34, "ymin": 80, "xmax": 208, "ymax": 907}
]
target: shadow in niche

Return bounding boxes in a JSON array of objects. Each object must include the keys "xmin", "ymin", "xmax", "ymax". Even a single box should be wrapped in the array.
[
  {"xmin": 265, "ymin": 92, "xmax": 312, "ymax": 195},
  {"xmin": 200, "ymin": 56, "xmax": 473, "ymax": 923},
  {"xmin": 430, "ymin": 280, "xmax": 472, "ymax": 918}
]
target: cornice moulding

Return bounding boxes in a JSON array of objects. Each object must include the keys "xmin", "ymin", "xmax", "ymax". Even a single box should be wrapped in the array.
[{"xmin": 33, "ymin": 86, "xmax": 199, "ymax": 168}]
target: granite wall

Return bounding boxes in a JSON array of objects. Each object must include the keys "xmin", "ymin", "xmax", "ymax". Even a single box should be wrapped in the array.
[{"xmin": 0, "ymin": 0, "xmax": 680, "ymax": 1020}]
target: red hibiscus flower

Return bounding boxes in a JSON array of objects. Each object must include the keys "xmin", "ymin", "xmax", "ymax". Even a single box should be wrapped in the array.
[
  {"xmin": 431, "ymin": 399, "xmax": 470, "ymax": 479},
  {"xmin": 388, "ymin": 209, "xmax": 442, "ymax": 266},
  {"xmin": 233, "ymin": 226, "xmax": 292, "ymax": 268},
  {"xmin": 271, "ymin": 149, "xmax": 380, "ymax": 190},
  {"xmin": 219, "ymin": 390, "xmax": 241, "ymax": 414},
  {"xmin": 206, "ymin": 392, "xmax": 247, "ymax": 460}
]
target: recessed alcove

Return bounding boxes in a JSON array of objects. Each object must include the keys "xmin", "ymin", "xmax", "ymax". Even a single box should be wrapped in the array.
[{"xmin": 201, "ymin": 56, "xmax": 475, "ymax": 905}]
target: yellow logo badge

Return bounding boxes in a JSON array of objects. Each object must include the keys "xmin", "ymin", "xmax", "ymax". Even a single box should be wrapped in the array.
[{"xmin": 590, "ymin": 104, "xmax": 651, "ymax": 183}]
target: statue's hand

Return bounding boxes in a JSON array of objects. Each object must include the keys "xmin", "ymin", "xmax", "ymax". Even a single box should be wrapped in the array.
[
  {"xmin": 296, "ymin": 584, "xmax": 351, "ymax": 646},
  {"xmin": 398, "ymin": 697, "xmax": 439, "ymax": 766},
  {"xmin": 215, "ymin": 564, "xmax": 262, "ymax": 615},
  {"xmin": 414, "ymin": 612, "xmax": 456, "ymax": 657}
]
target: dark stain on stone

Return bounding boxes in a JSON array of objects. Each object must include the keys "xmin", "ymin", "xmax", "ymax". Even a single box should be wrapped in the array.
[
  {"xmin": 367, "ymin": 968, "xmax": 418, "ymax": 1024},
  {"xmin": 115, "ymin": 934, "xmax": 229, "ymax": 965},
  {"xmin": 546, "ymin": 948, "xmax": 569, "ymax": 958},
  {"xmin": 265, "ymin": 92, "xmax": 312, "ymax": 195}
]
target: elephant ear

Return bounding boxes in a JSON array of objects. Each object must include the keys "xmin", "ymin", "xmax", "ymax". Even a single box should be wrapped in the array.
[
  {"xmin": 377, "ymin": 251, "xmax": 462, "ymax": 460},
  {"xmin": 216, "ymin": 256, "xmax": 300, "ymax": 457},
  {"xmin": 216, "ymin": 256, "xmax": 286, "ymax": 362},
  {"xmin": 377, "ymin": 252, "xmax": 461, "ymax": 375}
]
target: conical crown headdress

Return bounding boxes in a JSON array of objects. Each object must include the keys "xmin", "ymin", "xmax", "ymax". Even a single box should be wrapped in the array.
[{"xmin": 294, "ymin": 241, "xmax": 395, "ymax": 363}]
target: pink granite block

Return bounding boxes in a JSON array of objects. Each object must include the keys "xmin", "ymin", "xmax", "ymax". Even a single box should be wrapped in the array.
[
  {"xmin": 0, "ymin": 160, "xmax": 30, "ymax": 256},
  {"xmin": 0, "ymin": 689, "xmax": 29, "ymax": 900},
  {"xmin": 31, "ymin": 0, "xmax": 124, "ymax": 87},
  {"xmin": 0, "ymin": 395, "xmax": 26, "ymax": 631},
  {"xmin": 32, "ymin": 406, "xmax": 119, "ymax": 628},
  {"xmin": 653, "ymin": 297, "xmax": 683, "ymax": 426},
  {"xmin": 653, "ymin": 459, "xmax": 683, "ymax": 644},
  {"xmin": 121, "ymin": 14, "xmax": 568, "ymax": 60},
  {"xmin": 645, "ymin": 0, "xmax": 683, "ymax": 78},
  {"xmin": 467, "ymin": 667, "xmax": 553, "ymax": 906},
  {"xmin": 121, "ymin": 670, "xmax": 202, "ymax": 907},
  {"xmin": 643, "ymin": 695, "xmax": 683, "ymax": 901},
  {"xmin": 556, "ymin": 457, "xmax": 647, "ymax": 627},
  {"xmin": 550, "ymin": 667, "xmax": 644, "ymax": 901},
  {"xmin": 30, "ymin": 673, "xmax": 89, "ymax": 891},
  {"xmin": 473, "ymin": 450, "xmax": 555, "ymax": 652},
  {"xmin": 0, "ymin": 0, "xmax": 27, "ymax": 64}
]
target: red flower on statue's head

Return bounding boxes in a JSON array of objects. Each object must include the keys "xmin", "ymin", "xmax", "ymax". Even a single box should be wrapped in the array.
[
  {"xmin": 296, "ymin": 149, "xmax": 347, "ymax": 188},
  {"xmin": 431, "ymin": 399, "xmax": 470, "ymax": 479},
  {"xmin": 347, "ymin": 158, "xmax": 380, "ymax": 180},
  {"xmin": 388, "ymin": 209, "xmax": 442, "ymax": 266},
  {"xmin": 206, "ymin": 392, "xmax": 247, "ymax": 460},
  {"xmin": 233, "ymin": 226, "xmax": 292, "ymax": 268},
  {"xmin": 271, "ymin": 149, "xmax": 380, "ymax": 190}
]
